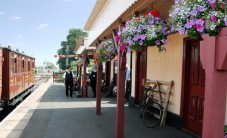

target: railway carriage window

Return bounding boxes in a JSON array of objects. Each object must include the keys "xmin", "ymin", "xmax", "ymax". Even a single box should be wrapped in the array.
[
  {"xmin": 24, "ymin": 60, "xmax": 26, "ymax": 72},
  {"xmin": 23, "ymin": 60, "xmax": 25, "ymax": 72},
  {"xmin": 19, "ymin": 59, "xmax": 22, "ymax": 73},
  {"xmin": 18, "ymin": 56, "xmax": 20, "ymax": 73},
  {"xmin": 21, "ymin": 60, "xmax": 23, "ymax": 72},
  {"xmin": 32, "ymin": 61, "xmax": 34, "ymax": 69},
  {"xmin": 10, "ymin": 54, "xmax": 15, "ymax": 74},
  {"xmin": 26, "ymin": 60, "xmax": 28, "ymax": 72},
  {"xmin": 28, "ymin": 61, "xmax": 31, "ymax": 71},
  {"xmin": 14, "ymin": 58, "xmax": 17, "ymax": 73}
]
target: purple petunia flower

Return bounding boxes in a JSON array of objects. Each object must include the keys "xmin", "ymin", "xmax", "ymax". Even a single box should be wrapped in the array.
[
  {"xmin": 209, "ymin": 0, "xmax": 215, "ymax": 3},
  {"xmin": 136, "ymin": 28, "xmax": 142, "ymax": 33},
  {"xmin": 191, "ymin": 9, "xmax": 198, "ymax": 16},
  {"xmin": 172, "ymin": 8, "xmax": 180, "ymax": 16},
  {"xmin": 139, "ymin": 40, "xmax": 144, "ymax": 46},
  {"xmin": 133, "ymin": 35, "xmax": 140, "ymax": 41},
  {"xmin": 225, "ymin": 21, "xmax": 227, "ymax": 26},
  {"xmin": 122, "ymin": 27, "xmax": 129, "ymax": 32},
  {"xmin": 117, "ymin": 31, "xmax": 121, "ymax": 36},
  {"xmin": 195, "ymin": 19, "xmax": 205, "ymax": 32},
  {"xmin": 140, "ymin": 25, "xmax": 146, "ymax": 30},
  {"xmin": 171, "ymin": 26, "xmax": 175, "ymax": 32},
  {"xmin": 162, "ymin": 27, "xmax": 167, "ymax": 35},
  {"xmin": 197, "ymin": 6, "xmax": 205, "ymax": 12},
  {"xmin": 155, "ymin": 40, "xmax": 160, "ymax": 46},
  {"xmin": 128, "ymin": 40, "xmax": 133, "ymax": 46},
  {"xmin": 185, "ymin": 19, "xmax": 195, "ymax": 29},
  {"xmin": 196, "ymin": 19, "xmax": 204, "ymax": 26},
  {"xmin": 149, "ymin": 19, "xmax": 154, "ymax": 25},
  {"xmin": 174, "ymin": 0, "xmax": 180, "ymax": 4},
  {"xmin": 154, "ymin": 17, "xmax": 160, "ymax": 21},
  {"xmin": 185, "ymin": 22, "xmax": 193, "ymax": 28},
  {"xmin": 177, "ymin": 27, "xmax": 185, "ymax": 35},
  {"xmin": 140, "ymin": 35, "xmax": 146, "ymax": 40},
  {"xmin": 161, "ymin": 39, "xmax": 167, "ymax": 45}
]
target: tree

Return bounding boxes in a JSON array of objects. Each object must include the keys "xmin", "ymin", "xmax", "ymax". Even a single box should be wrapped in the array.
[
  {"xmin": 44, "ymin": 61, "xmax": 57, "ymax": 69},
  {"xmin": 56, "ymin": 28, "xmax": 88, "ymax": 70}
]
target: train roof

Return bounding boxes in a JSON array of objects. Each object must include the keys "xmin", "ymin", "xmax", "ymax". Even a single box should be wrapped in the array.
[{"xmin": 0, "ymin": 46, "xmax": 35, "ymax": 60}]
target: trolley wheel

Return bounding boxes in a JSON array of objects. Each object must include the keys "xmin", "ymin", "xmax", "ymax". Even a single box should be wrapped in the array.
[{"xmin": 142, "ymin": 102, "xmax": 163, "ymax": 128}]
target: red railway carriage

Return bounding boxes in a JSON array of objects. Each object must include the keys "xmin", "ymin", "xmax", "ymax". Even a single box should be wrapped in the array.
[
  {"xmin": 0, "ymin": 47, "xmax": 35, "ymax": 106},
  {"xmin": 0, "ymin": 49, "xmax": 2, "ymax": 100}
]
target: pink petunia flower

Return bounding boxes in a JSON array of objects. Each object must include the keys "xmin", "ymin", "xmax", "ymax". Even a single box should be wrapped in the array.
[
  {"xmin": 115, "ymin": 36, "xmax": 120, "ymax": 42},
  {"xmin": 211, "ymin": 15, "xmax": 217, "ymax": 22},
  {"xmin": 210, "ymin": 3, "xmax": 216, "ymax": 9}
]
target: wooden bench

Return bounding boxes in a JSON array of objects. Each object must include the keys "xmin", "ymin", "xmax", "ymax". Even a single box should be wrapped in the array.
[{"xmin": 145, "ymin": 79, "xmax": 174, "ymax": 126}]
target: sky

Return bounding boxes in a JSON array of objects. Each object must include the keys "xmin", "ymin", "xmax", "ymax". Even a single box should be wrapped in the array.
[{"xmin": 0, "ymin": 0, "xmax": 96, "ymax": 66}]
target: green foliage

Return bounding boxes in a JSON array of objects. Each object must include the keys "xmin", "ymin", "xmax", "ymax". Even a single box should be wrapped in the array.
[
  {"xmin": 70, "ymin": 61, "xmax": 77, "ymax": 70},
  {"xmin": 56, "ymin": 28, "xmax": 88, "ymax": 70},
  {"xmin": 44, "ymin": 61, "xmax": 57, "ymax": 69}
]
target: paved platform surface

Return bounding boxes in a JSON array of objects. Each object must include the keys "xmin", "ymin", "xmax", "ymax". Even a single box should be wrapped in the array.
[{"xmin": 0, "ymin": 79, "xmax": 196, "ymax": 138}]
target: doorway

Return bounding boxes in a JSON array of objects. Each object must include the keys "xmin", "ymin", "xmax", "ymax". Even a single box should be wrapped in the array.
[
  {"xmin": 135, "ymin": 49, "xmax": 147, "ymax": 104},
  {"xmin": 182, "ymin": 39, "xmax": 205, "ymax": 135}
]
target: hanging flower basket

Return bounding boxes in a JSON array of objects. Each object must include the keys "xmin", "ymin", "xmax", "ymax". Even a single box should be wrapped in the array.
[
  {"xmin": 169, "ymin": 0, "xmax": 227, "ymax": 39},
  {"xmin": 94, "ymin": 39, "xmax": 115, "ymax": 63},
  {"xmin": 118, "ymin": 10, "xmax": 172, "ymax": 52}
]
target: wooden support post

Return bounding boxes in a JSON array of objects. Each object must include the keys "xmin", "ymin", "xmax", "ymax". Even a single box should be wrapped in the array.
[
  {"xmin": 82, "ymin": 52, "xmax": 87, "ymax": 97},
  {"xmin": 79, "ymin": 65, "xmax": 82, "ymax": 90},
  {"xmin": 200, "ymin": 28, "xmax": 227, "ymax": 138},
  {"xmin": 116, "ymin": 52, "xmax": 126, "ymax": 138},
  {"xmin": 112, "ymin": 26, "xmax": 127, "ymax": 138},
  {"xmin": 76, "ymin": 65, "xmax": 79, "ymax": 78},
  {"xmin": 96, "ymin": 63, "xmax": 102, "ymax": 115}
]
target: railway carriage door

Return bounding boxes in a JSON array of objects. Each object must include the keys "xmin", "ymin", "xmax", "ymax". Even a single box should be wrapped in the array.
[
  {"xmin": 183, "ymin": 39, "xmax": 205, "ymax": 135},
  {"xmin": 0, "ymin": 49, "xmax": 2, "ymax": 98},
  {"xmin": 22, "ymin": 59, "xmax": 25, "ymax": 90},
  {"xmin": 135, "ymin": 49, "xmax": 147, "ymax": 104}
]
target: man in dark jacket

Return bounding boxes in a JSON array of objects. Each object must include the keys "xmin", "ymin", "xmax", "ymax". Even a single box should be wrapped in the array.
[
  {"xmin": 63, "ymin": 66, "xmax": 74, "ymax": 97},
  {"xmin": 89, "ymin": 65, "xmax": 97, "ymax": 97}
]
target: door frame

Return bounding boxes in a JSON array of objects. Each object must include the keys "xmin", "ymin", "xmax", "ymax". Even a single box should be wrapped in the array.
[
  {"xmin": 135, "ymin": 49, "xmax": 147, "ymax": 104},
  {"xmin": 180, "ymin": 38, "xmax": 189, "ymax": 117}
]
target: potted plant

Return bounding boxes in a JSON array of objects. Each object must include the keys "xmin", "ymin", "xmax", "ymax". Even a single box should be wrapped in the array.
[
  {"xmin": 169, "ymin": 0, "xmax": 227, "ymax": 39},
  {"xmin": 94, "ymin": 39, "xmax": 115, "ymax": 64},
  {"xmin": 117, "ymin": 10, "xmax": 172, "ymax": 52}
]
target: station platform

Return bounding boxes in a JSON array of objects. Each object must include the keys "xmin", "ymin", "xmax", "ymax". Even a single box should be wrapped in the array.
[{"xmin": 0, "ymin": 79, "xmax": 195, "ymax": 138}]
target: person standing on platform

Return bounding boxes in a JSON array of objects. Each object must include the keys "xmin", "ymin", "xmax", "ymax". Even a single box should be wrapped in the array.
[
  {"xmin": 63, "ymin": 66, "xmax": 75, "ymax": 97},
  {"xmin": 89, "ymin": 65, "xmax": 97, "ymax": 98},
  {"xmin": 125, "ymin": 64, "xmax": 131, "ymax": 101}
]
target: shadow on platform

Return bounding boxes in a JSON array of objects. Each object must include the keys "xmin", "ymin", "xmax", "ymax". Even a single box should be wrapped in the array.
[{"xmin": 6, "ymin": 83, "xmax": 195, "ymax": 138}]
